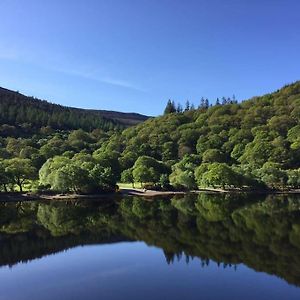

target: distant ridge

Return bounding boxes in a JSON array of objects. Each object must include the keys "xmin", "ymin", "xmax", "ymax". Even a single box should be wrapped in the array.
[
  {"xmin": 0, "ymin": 86, "xmax": 149, "ymax": 130},
  {"xmin": 85, "ymin": 109, "xmax": 150, "ymax": 126}
]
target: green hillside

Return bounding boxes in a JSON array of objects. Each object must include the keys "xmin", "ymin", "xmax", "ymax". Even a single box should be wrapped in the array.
[
  {"xmin": 0, "ymin": 81, "xmax": 300, "ymax": 193},
  {"xmin": 0, "ymin": 87, "xmax": 149, "ymax": 135},
  {"xmin": 112, "ymin": 81, "xmax": 300, "ymax": 189}
]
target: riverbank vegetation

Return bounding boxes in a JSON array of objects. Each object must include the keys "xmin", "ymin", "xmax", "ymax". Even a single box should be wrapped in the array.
[{"xmin": 0, "ymin": 81, "xmax": 300, "ymax": 193}]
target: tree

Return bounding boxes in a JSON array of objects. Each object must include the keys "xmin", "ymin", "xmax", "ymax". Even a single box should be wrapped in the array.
[
  {"xmin": 202, "ymin": 149, "xmax": 226, "ymax": 163},
  {"xmin": 201, "ymin": 163, "xmax": 242, "ymax": 189},
  {"xmin": 39, "ymin": 155, "xmax": 117, "ymax": 193},
  {"xmin": 68, "ymin": 129, "xmax": 94, "ymax": 151},
  {"xmin": 239, "ymin": 138, "xmax": 274, "ymax": 168},
  {"xmin": 93, "ymin": 150, "xmax": 121, "ymax": 182},
  {"xmin": 287, "ymin": 169, "xmax": 300, "ymax": 188},
  {"xmin": 40, "ymin": 137, "xmax": 67, "ymax": 159},
  {"xmin": 0, "ymin": 161, "xmax": 10, "ymax": 192},
  {"xmin": 176, "ymin": 103, "xmax": 183, "ymax": 113},
  {"xmin": 52, "ymin": 163, "xmax": 90, "ymax": 193},
  {"xmin": 195, "ymin": 163, "xmax": 210, "ymax": 186},
  {"xmin": 159, "ymin": 174, "xmax": 170, "ymax": 189},
  {"xmin": 5, "ymin": 158, "xmax": 37, "ymax": 192},
  {"xmin": 19, "ymin": 146, "xmax": 39, "ymax": 159},
  {"xmin": 257, "ymin": 162, "xmax": 287, "ymax": 189},
  {"xmin": 162, "ymin": 141, "xmax": 177, "ymax": 161},
  {"xmin": 170, "ymin": 169, "xmax": 196, "ymax": 190},
  {"xmin": 205, "ymin": 99, "xmax": 209, "ymax": 108},
  {"xmin": 200, "ymin": 97, "xmax": 206, "ymax": 109},
  {"xmin": 185, "ymin": 100, "xmax": 190, "ymax": 111},
  {"xmin": 133, "ymin": 156, "xmax": 166, "ymax": 185},
  {"xmin": 169, "ymin": 155, "xmax": 200, "ymax": 189},
  {"xmin": 89, "ymin": 165, "xmax": 116, "ymax": 191},
  {"xmin": 121, "ymin": 168, "xmax": 134, "ymax": 187},
  {"xmin": 119, "ymin": 151, "xmax": 138, "ymax": 171},
  {"xmin": 164, "ymin": 100, "xmax": 176, "ymax": 115}
]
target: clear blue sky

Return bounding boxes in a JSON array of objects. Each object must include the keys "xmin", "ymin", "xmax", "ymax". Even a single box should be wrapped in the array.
[{"xmin": 0, "ymin": 0, "xmax": 299, "ymax": 115}]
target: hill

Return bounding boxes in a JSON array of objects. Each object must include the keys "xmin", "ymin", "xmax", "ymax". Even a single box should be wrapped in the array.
[
  {"xmin": 85, "ymin": 109, "xmax": 150, "ymax": 126},
  {"xmin": 110, "ymin": 81, "xmax": 300, "ymax": 189},
  {"xmin": 0, "ymin": 81, "xmax": 300, "ymax": 193},
  {"xmin": 0, "ymin": 87, "xmax": 149, "ymax": 134}
]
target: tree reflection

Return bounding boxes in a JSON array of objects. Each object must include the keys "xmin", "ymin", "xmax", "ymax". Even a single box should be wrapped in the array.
[{"xmin": 0, "ymin": 194, "xmax": 300, "ymax": 285}]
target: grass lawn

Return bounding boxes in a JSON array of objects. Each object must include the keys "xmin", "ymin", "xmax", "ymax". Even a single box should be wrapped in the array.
[{"xmin": 118, "ymin": 182, "xmax": 143, "ymax": 189}]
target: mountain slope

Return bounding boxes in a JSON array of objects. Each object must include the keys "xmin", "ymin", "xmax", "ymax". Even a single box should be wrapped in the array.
[
  {"xmin": 108, "ymin": 81, "xmax": 300, "ymax": 188},
  {"xmin": 0, "ymin": 87, "xmax": 149, "ymax": 132}
]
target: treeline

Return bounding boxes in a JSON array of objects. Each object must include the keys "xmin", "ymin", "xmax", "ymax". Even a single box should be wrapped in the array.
[
  {"xmin": 0, "ymin": 87, "xmax": 121, "ymax": 134},
  {"xmin": 0, "ymin": 81, "xmax": 300, "ymax": 192},
  {"xmin": 0, "ymin": 129, "xmax": 119, "ymax": 192},
  {"xmin": 117, "ymin": 81, "xmax": 300, "ymax": 190},
  {"xmin": 164, "ymin": 95, "xmax": 238, "ymax": 114}
]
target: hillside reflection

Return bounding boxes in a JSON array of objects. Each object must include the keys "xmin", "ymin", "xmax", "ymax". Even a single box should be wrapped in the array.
[{"xmin": 1, "ymin": 193, "xmax": 300, "ymax": 286}]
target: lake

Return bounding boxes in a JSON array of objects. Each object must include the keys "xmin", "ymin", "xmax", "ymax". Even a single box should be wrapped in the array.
[{"xmin": 0, "ymin": 193, "xmax": 300, "ymax": 300}]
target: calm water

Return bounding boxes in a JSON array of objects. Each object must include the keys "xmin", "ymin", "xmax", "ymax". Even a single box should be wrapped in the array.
[{"xmin": 0, "ymin": 193, "xmax": 300, "ymax": 300}]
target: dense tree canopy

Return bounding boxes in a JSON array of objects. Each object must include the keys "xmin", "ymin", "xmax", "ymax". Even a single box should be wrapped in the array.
[
  {"xmin": 0, "ymin": 88, "xmax": 122, "ymax": 134},
  {"xmin": 0, "ymin": 81, "xmax": 300, "ymax": 192}
]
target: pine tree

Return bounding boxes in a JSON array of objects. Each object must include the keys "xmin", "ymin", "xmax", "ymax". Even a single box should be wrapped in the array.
[
  {"xmin": 200, "ymin": 97, "xmax": 206, "ymax": 108},
  {"xmin": 185, "ymin": 100, "xmax": 190, "ymax": 111},
  {"xmin": 205, "ymin": 99, "xmax": 209, "ymax": 108},
  {"xmin": 164, "ymin": 99, "xmax": 176, "ymax": 115},
  {"xmin": 176, "ymin": 103, "xmax": 183, "ymax": 113}
]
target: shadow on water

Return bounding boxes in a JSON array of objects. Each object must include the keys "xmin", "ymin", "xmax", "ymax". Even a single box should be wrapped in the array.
[{"xmin": 1, "ymin": 193, "xmax": 300, "ymax": 286}]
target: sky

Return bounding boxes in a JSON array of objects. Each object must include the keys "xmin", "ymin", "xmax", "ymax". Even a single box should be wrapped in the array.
[{"xmin": 0, "ymin": 0, "xmax": 299, "ymax": 116}]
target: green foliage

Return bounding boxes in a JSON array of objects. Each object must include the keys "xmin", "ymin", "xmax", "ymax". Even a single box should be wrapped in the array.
[
  {"xmin": 1, "ymin": 81, "xmax": 300, "ymax": 192},
  {"xmin": 133, "ymin": 156, "xmax": 167, "ymax": 185},
  {"xmin": 200, "ymin": 163, "xmax": 243, "ymax": 189},
  {"xmin": 5, "ymin": 158, "xmax": 37, "ymax": 191},
  {"xmin": 202, "ymin": 149, "xmax": 226, "ymax": 163},
  {"xmin": 39, "ymin": 155, "xmax": 116, "ymax": 193},
  {"xmin": 256, "ymin": 162, "xmax": 287, "ymax": 189},
  {"xmin": 287, "ymin": 169, "xmax": 300, "ymax": 188},
  {"xmin": 121, "ymin": 168, "xmax": 134, "ymax": 186},
  {"xmin": 164, "ymin": 100, "xmax": 177, "ymax": 115},
  {"xmin": 0, "ymin": 87, "xmax": 121, "ymax": 133},
  {"xmin": 169, "ymin": 155, "xmax": 199, "ymax": 189}
]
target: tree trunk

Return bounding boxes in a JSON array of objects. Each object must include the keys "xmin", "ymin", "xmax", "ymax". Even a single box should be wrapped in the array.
[{"xmin": 17, "ymin": 178, "xmax": 22, "ymax": 192}]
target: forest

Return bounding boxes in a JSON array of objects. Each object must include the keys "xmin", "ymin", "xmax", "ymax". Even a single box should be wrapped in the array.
[{"xmin": 0, "ymin": 81, "xmax": 300, "ymax": 193}]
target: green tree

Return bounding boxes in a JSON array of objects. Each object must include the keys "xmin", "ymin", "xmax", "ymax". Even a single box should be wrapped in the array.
[
  {"xmin": 169, "ymin": 155, "xmax": 199, "ymax": 189},
  {"xmin": 201, "ymin": 163, "xmax": 242, "ymax": 189},
  {"xmin": 0, "ymin": 161, "xmax": 10, "ymax": 192},
  {"xmin": 202, "ymin": 149, "xmax": 226, "ymax": 163},
  {"xmin": 5, "ymin": 158, "xmax": 37, "ymax": 192},
  {"xmin": 133, "ymin": 156, "xmax": 166, "ymax": 185},
  {"xmin": 287, "ymin": 169, "xmax": 300, "ymax": 188},
  {"xmin": 164, "ymin": 100, "xmax": 176, "ymax": 115},
  {"xmin": 257, "ymin": 162, "xmax": 287, "ymax": 189},
  {"xmin": 159, "ymin": 174, "xmax": 170, "ymax": 189},
  {"xmin": 121, "ymin": 168, "xmax": 134, "ymax": 187}
]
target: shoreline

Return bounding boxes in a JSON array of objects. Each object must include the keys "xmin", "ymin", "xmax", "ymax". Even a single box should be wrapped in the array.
[{"xmin": 0, "ymin": 188, "xmax": 300, "ymax": 202}]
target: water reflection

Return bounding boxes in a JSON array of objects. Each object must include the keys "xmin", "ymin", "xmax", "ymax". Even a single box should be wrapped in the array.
[{"xmin": 0, "ymin": 193, "xmax": 300, "ymax": 286}]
